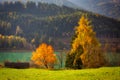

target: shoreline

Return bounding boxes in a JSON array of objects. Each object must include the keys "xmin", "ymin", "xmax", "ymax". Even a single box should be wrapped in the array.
[
  {"xmin": 0, "ymin": 49, "xmax": 33, "ymax": 52},
  {"xmin": 0, "ymin": 48, "xmax": 69, "ymax": 52}
]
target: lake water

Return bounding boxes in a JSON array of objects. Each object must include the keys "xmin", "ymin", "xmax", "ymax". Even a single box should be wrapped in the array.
[
  {"xmin": 0, "ymin": 52, "xmax": 32, "ymax": 63},
  {"xmin": 0, "ymin": 51, "xmax": 120, "ymax": 67},
  {"xmin": 0, "ymin": 51, "xmax": 66, "ymax": 68}
]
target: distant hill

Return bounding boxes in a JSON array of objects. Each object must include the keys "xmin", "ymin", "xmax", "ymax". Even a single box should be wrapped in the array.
[
  {"xmin": 1, "ymin": 0, "xmax": 120, "ymax": 20},
  {"xmin": 0, "ymin": 1, "xmax": 120, "ymax": 50},
  {"xmin": 69, "ymin": 0, "xmax": 120, "ymax": 20},
  {"xmin": 0, "ymin": 0, "xmax": 79, "ymax": 9}
]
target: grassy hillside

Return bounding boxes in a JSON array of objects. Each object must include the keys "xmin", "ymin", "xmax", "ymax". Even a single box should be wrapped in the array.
[{"xmin": 0, "ymin": 67, "xmax": 120, "ymax": 80}]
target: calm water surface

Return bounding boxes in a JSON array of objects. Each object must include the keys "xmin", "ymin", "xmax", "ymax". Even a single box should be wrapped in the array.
[{"xmin": 0, "ymin": 52, "xmax": 32, "ymax": 63}]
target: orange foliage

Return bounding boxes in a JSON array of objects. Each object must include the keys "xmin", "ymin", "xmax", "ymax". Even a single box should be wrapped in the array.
[{"xmin": 31, "ymin": 43, "xmax": 56, "ymax": 69}]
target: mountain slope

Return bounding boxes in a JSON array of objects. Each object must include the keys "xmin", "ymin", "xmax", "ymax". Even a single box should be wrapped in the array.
[
  {"xmin": 68, "ymin": 0, "xmax": 120, "ymax": 20},
  {"xmin": 1, "ymin": 0, "xmax": 120, "ymax": 20},
  {"xmin": 0, "ymin": 0, "xmax": 79, "ymax": 9},
  {"xmin": 0, "ymin": 2, "xmax": 120, "ymax": 50}
]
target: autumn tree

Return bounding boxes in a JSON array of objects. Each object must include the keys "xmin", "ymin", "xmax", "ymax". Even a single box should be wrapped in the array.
[
  {"xmin": 66, "ymin": 15, "xmax": 106, "ymax": 68},
  {"xmin": 31, "ymin": 43, "xmax": 56, "ymax": 69}
]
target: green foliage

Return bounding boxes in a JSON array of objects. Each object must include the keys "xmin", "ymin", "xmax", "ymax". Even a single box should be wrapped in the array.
[
  {"xmin": 65, "ymin": 46, "xmax": 83, "ymax": 69},
  {"xmin": 65, "ymin": 53, "xmax": 75, "ymax": 68},
  {"xmin": 0, "ymin": 67, "xmax": 120, "ymax": 80},
  {"xmin": 104, "ymin": 52, "xmax": 120, "ymax": 66},
  {"xmin": 73, "ymin": 57, "xmax": 83, "ymax": 69},
  {"xmin": 56, "ymin": 51, "xmax": 66, "ymax": 68}
]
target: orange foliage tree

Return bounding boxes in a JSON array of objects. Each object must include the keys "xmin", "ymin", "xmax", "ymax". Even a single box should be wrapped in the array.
[{"xmin": 31, "ymin": 43, "xmax": 56, "ymax": 69}]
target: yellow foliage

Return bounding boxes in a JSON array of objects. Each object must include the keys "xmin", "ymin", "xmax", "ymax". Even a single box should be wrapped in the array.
[
  {"xmin": 71, "ymin": 16, "xmax": 100, "ymax": 53},
  {"xmin": 71, "ymin": 15, "xmax": 105, "ymax": 68},
  {"xmin": 31, "ymin": 43, "xmax": 56, "ymax": 68}
]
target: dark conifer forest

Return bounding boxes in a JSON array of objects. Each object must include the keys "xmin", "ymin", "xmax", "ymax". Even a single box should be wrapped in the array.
[{"xmin": 0, "ymin": 1, "xmax": 120, "ymax": 50}]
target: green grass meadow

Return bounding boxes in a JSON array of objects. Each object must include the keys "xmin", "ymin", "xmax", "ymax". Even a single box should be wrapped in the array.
[{"xmin": 0, "ymin": 67, "xmax": 120, "ymax": 80}]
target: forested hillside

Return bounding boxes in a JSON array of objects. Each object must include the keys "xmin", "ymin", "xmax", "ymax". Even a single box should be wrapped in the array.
[
  {"xmin": 0, "ymin": 1, "xmax": 120, "ymax": 50},
  {"xmin": 69, "ymin": 0, "xmax": 120, "ymax": 20}
]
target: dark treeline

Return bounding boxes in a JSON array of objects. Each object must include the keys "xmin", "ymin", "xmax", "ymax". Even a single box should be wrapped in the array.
[
  {"xmin": 0, "ymin": 1, "xmax": 78, "ymax": 16},
  {"xmin": 0, "ymin": 1, "xmax": 120, "ymax": 50},
  {"xmin": 0, "ymin": 1, "xmax": 81, "ymax": 50}
]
